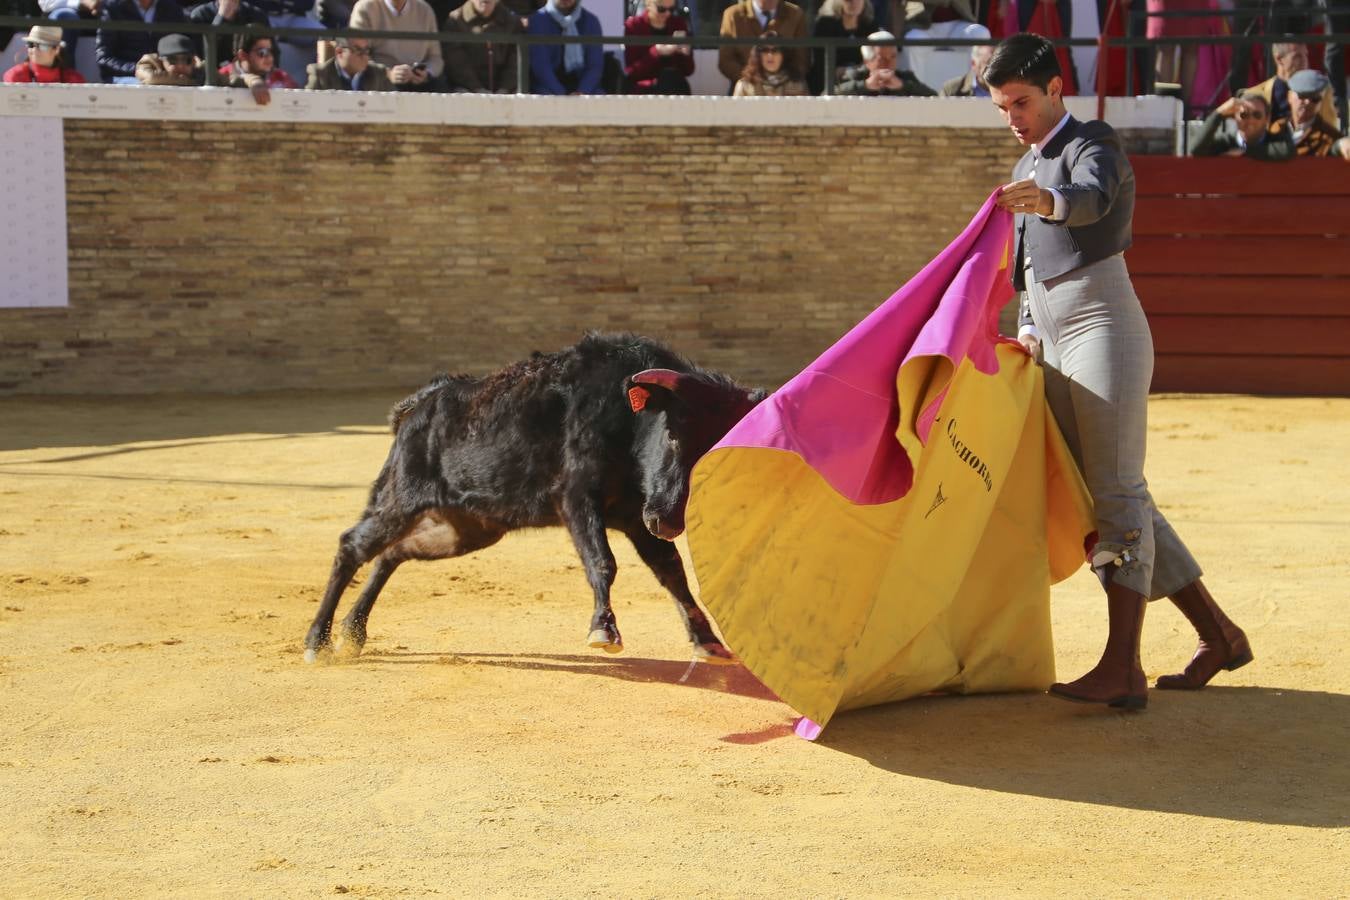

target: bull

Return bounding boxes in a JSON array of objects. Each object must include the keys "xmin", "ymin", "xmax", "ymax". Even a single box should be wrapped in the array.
[{"xmin": 303, "ymin": 333, "xmax": 766, "ymax": 665}]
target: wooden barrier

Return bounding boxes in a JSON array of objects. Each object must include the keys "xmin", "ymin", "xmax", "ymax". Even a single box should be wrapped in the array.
[{"xmin": 1126, "ymin": 156, "xmax": 1350, "ymax": 396}]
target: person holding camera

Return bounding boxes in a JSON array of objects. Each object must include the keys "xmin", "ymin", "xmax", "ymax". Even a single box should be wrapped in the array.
[
  {"xmin": 623, "ymin": 0, "xmax": 692, "ymax": 95},
  {"xmin": 350, "ymin": 0, "xmax": 445, "ymax": 90}
]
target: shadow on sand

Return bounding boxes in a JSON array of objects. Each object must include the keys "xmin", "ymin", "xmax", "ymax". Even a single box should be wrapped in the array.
[
  {"xmin": 360, "ymin": 649, "xmax": 1348, "ymax": 828},
  {"xmin": 358, "ymin": 649, "xmax": 780, "ymax": 703}
]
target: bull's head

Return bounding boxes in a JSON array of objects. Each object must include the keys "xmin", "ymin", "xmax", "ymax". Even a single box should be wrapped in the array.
[{"xmin": 625, "ymin": 368, "xmax": 766, "ymax": 541}]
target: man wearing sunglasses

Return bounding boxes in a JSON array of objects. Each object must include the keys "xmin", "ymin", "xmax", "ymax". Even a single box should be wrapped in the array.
[
  {"xmin": 134, "ymin": 32, "xmax": 272, "ymax": 104},
  {"xmin": 305, "ymin": 35, "xmax": 394, "ymax": 90},
  {"xmin": 1191, "ymin": 91, "xmax": 1293, "ymax": 161},
  {"xmin": 1269, "ymin": 69, "xmax": 1350, "ymax": 159},
  {"xmin": 1244, "ymin": 42, "xmax": 1340, "ymax": 133},
  {"xmin": 220, "ymin": 31, "xmax": 298, "ymax": 90}
]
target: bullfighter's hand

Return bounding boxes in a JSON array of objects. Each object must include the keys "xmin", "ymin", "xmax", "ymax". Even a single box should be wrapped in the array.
[
  {"xmin": 1018, "ymin": 332, "xmax": 1041, "ymax": 360},
  {"xmin": 997, "ymin": 177, "xmax": 1053, "ymax": 217}
]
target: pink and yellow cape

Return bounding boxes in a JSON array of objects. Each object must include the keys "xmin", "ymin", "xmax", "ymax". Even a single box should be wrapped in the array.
[{"xmin": 685, "ymin": 194, "xmax": 1095, "ymax": 738}]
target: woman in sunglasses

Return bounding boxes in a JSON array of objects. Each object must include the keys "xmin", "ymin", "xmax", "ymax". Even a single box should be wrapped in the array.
[
  {"xmin": 623, "ymin": 0, "xmax": 694, "ymax": 94},
  {"xmin": 733, "ymin": 31, "xmax": 806, "ymax": 96},
  {"xmin": 3, "ymin": 25, "xmax": 86, "ymax": 84}
]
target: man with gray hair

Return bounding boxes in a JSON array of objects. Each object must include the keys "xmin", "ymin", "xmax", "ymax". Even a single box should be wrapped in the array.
[
  {"xmin": 939, "ymin": 41, "xmax": 990, "ymax": 97},
  {"xmin": 834, "ymin": 29, "xmax": 934, "ymax": 95}
]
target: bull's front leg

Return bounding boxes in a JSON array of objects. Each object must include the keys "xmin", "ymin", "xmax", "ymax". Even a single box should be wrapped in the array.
[
  {"xmin": 625, "ymin": 525, "xmax": 736, "ymax": 665},
  {"xmin": 560, "ymin": 493, "xmax": 622, "ymax": 654}
]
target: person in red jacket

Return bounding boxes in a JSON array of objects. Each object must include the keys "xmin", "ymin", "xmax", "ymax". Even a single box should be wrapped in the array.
[
  {"xmin": 623, "ymin": 0, "xmax": 693, "ymax": 94},
  {"xmin": 3, "ymin": 26, "xmax": 88, "ymax": 84}
]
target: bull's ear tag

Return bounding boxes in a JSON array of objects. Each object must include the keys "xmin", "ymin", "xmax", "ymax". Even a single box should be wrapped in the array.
[{"xmin": 627, "ymin": 386, "xmax": 650, "ymax": 413}]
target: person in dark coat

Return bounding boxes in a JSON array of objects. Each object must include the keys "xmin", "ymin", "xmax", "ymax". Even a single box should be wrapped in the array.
[{"xmin": 97, "ymin": 0, "xmax": 188, "ymax": 83}]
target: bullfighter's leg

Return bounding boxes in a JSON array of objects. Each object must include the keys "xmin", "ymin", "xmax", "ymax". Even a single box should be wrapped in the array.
[
  {"xmin": 560, "ymin": 492, "xmax": 622, "ymax": 653},
  {"xmin": 624, "ymin": 525, "xmax": 735, "ymax": 664},
  {"xmin": 305, "ymin": 509, "xmax": 413, "ymax": 664},
  {"xmin": 335, "ymin": 512, "xmax": 507, "ymax": 659}
]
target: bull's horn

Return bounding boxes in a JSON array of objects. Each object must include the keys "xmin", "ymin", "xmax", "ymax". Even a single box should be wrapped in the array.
[{"xmin": 629, "ymin": 369, "xmax": 688, "ymax": 392}]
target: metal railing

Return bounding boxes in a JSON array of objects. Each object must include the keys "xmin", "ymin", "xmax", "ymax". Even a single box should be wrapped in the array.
[{"xmin": 2, "ymin": 12, "xmax": 1345, "ymax": 104}]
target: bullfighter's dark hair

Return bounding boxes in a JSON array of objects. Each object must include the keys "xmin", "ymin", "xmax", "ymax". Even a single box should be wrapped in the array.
[{"xmin": 982, "ymin": 33, "xmax": 1061, "ymax": 92}]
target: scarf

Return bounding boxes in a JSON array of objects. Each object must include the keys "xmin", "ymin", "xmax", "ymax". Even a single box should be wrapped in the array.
[{"xmin": 544, "ymin": 0, "xmax": 585, "ymax": 74}]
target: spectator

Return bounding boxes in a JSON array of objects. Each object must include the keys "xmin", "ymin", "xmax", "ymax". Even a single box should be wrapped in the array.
[
  {"xmin": 304, "ymin": 34, "xmax": 393, "ymax": 89},
  {"xmin": 1246, "ymin": 42, "xmax": 1338, "ymax": 131},
  {"xmin": 939, "ymin": 40, "xmax": 990, "ymax": 96},
  {"xmin": 220, "ymin": 29, "xmax": 297, "ymax": 88},
  {"xmin": 901, "ymin": 0, "xmax": 988, "ymax": 93},
  {"xmin": 188, "ymin": 0, "xmax": 269, "ymax": 67},
  {"xmin": 97, "ymin": 0, "xmax": 188, "ymax": 84},
  {"xmin": 41, "ymin": 0, "xmax": 101, "ymax": 59},
  {"xmin": 3, "ymin": 24, "xmax": 87, "ymax": 82},
  {"xmin": 527, "ymin": 0, "xmax": 603, "ymax": 95},
  {"xmin": 834, "ymin": 29, "xmax": 934, "ymax": 95},
  {"xmin": 732, "ymin": 32, "xmax": 807, "ymax": 95},
  {"xmin": 809, "ymin": 0, "xmax": 872, "ymax": 96},
  {"xmin": 253, "ymin": 0, "xmax": 325, "ymax": 86},
  {"xmin": 1270, "ymin": 69, "xmax": 1350, "ymax": 158},
  {"xmin": 350, "ymin": 0, "xmax": 446, "ymax": 90},
  {"xmin": 718, "ymin": 0, "xmax": 807, "ymax": 92},
  {"xmin": 135, "ymin": 31, "xmax": 272, "ymax": 102},
  {"xmin": 623, "ymin": 0, "xmax": 693, "ymax": 95},
  {"xmin": 444, "ymin": 0, "xmax": 523, "ymax": 93},
  {"xmin": 1191, "ymin": 92, "xmax": 1293, "ymax": 160}
]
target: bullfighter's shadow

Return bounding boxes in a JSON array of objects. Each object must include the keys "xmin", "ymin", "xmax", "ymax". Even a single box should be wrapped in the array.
[
  {"xmin": 357, "ymin": 650, "xmax": 780, "ymax": 702},
  {"xmin": 812, "ymin": 685, "xmax": 1349, "ymax": 829},
  {"xmin": 358, "ymin": 650, "xmax": 1347, "ymax": 827}
]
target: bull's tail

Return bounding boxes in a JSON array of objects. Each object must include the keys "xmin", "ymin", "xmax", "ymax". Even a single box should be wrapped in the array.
[{"xmin": 388, "ymin": 374, "xmax": 455, "ymax": 433}]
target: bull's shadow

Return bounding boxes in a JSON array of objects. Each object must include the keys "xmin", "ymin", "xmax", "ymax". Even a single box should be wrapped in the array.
[
  {"xmin": 814, "ymin": 686, "xmax": 1349, "ymax": 829},
  {"xmin": 355, "ymin": 650, "xmax": 780, "ymax": 702}
]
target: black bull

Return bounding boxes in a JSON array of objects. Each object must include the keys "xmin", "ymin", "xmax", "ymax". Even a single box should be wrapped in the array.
[{"xmin": 304, "ymin": 333, "xmax": 766, "ymax": 664}]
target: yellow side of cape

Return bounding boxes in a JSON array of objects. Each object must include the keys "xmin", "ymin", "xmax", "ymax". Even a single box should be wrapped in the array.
[{"xmin": 686, "ymin": 344, "xmax": 1094, "ymax": 729}]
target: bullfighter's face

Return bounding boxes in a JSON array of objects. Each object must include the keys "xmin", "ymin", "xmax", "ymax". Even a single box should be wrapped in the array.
[{"xmin": 990, "ymin": 76, "xmax": 1064, "ymax": 147}]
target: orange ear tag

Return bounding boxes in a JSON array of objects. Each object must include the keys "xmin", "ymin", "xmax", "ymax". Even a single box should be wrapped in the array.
[{"xmin": 627, "ymin": 386, "xmax": 650, "ymax": 412}]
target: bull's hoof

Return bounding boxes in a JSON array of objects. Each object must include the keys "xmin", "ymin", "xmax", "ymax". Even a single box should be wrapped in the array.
[
  {"xmin": 303, "ymin": 644, "xmax": 334, "ymax": 665},
  {"xmin": 334, "ymin": 633, "xmax": 366, "ymax": 660},
  {"xmin": 694, "ymin": 642, "xmax": 738, "ymax": 666},
  {"xmin": 587, "ymin": 628, "xmax": 624, "ymax": 654}
]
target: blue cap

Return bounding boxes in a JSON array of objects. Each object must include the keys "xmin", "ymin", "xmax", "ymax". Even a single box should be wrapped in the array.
[{"xmin": 1288, "ymin": 68, "xmax": 1329, "ymax": 95}]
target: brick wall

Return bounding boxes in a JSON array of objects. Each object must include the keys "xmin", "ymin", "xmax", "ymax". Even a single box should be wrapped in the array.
[{"xmin": 0, "ymin": 118, "xmax": 1171, "ymax": 394}]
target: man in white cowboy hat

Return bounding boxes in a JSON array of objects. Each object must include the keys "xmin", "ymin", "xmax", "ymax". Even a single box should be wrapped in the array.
[{"xmin": 2, "ymin": 25, "xmax": 87, "ymax": 83}]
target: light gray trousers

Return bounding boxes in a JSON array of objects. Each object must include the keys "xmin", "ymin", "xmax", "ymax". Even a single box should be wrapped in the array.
[{"xmin": 1024, "ymin": 254, "xmax": 1202, "ymax": 600}]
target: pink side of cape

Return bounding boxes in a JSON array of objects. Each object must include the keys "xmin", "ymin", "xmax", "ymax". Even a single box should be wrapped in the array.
[{"xmin": 712, "ymin": 194, "xmax": 1017, "ymax": 505}]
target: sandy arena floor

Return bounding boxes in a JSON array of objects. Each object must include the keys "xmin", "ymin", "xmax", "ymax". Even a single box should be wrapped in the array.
[{"xmin": 1, "ymin": 390, "xmax": 1347, "ymax": 897}]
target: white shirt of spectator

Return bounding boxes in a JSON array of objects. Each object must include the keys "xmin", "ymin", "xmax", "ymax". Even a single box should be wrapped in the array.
[
  {"xmin": 751, "ymin": 0, "xmax": 772, "ymax": 29},
  {"xmin": 382, "ymin": 0, "xmax": 406, "ymax": 17}
]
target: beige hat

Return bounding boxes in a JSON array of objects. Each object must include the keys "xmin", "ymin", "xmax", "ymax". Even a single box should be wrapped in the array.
[{"xmin": 25, "ymin": 25, "xmax": 64, "ymax": 47}]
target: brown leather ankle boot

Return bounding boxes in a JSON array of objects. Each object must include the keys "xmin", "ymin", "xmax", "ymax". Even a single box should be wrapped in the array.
[
  {"xmin": 1049, "ymin": 581, "xmax": 1148, "ymax": 710},
  {"xmin": 1155, "ymin": 579, "xmax": 1253, "ymax": 690}
]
